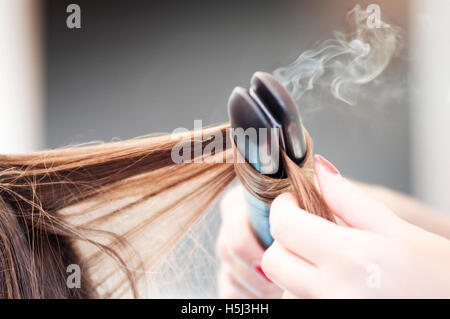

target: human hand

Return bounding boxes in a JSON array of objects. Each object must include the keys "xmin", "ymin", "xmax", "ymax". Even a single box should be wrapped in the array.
[
  {"xmin": 216, "ymin": 185, "xmax": 282, "ymax": 298},
  {"xmin": 262, "ymin": 154, "xmax": 450, "ymax": 298}
]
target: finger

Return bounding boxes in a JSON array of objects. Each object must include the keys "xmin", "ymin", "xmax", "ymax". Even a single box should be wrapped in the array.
[
  {"xmin": 262, "ymin": 241, "xmax": 318, "ymax": 299},
  {"xmin": 217, "ymin": 265, "xmax": 260, "ymax": 299},
  {"xmin": 270, "ymin": 192, "xmax": 363, "ymax": 263},
  {"xmin": 314, "ymin": 154, "xmax": 408, "ymax": 235},
  {"xmin": 216, "ymin": 228, "xmax": 281, "ymax": 298},
  {"xmin": 220, "ymin": 184, "xmax": 246, "ymax": 219},
  {"xmin": 218, "ymin": 270, "xmax": 251, "ymax": 298},
  {"xmin": 282, "ymin": 291, "xmax": 301, "ymax": 299}
]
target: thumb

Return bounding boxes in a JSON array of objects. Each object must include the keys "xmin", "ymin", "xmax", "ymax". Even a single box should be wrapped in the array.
[{"xmin": 313, "ymin": 154, "xmax": 407, "ymax": 235}]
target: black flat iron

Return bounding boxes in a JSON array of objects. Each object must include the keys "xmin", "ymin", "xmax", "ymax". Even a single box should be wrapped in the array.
[{"xmin": 228, "ymin": 71, "xmax": 307, "ymax": 248}]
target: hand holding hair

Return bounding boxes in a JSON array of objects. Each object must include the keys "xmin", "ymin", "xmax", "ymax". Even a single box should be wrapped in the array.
[{"xmin": 261, "ymin": 154, "xmax": 450, "ymax": 298}]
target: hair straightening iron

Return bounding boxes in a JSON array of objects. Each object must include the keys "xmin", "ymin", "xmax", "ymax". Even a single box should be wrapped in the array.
[{"xmin": 228, "ymin": 71, "xmax": 308, "ymax": 248}]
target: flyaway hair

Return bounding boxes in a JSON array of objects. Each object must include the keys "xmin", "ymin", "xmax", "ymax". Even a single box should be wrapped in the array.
[
  {"xmin": 0, "ymin": 124, "xmax": 332, "ymax": 298},
  {"xmin": 0, "ymin": 5, "xmax": 399, "ymax": 298}
]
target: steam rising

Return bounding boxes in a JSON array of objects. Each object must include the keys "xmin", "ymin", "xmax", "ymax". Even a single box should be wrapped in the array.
[{"xmin": 273, "ymin": 5, "xmax": 401, "ymax": 106}]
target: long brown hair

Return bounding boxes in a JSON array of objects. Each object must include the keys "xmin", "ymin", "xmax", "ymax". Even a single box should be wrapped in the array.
[{"xmin": 0, "ymin": 122, "xmax": 332, "ymax": 298}]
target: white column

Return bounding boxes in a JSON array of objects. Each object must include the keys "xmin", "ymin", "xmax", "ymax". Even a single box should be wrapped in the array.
[
  {"xmin": 410, "ymin": 0, "xmax": 450, "ymax": 211},
  {"xmin": 0, "ymin": 0, "xmax": 44, "ymax": 153}
]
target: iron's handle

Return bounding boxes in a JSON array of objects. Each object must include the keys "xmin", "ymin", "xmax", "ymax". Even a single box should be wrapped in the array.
[
  {"xmin": 243, "ymin": 189, "xmax": 273, "ymax": 249},
  {"xmin": 240, "ymin": 140, "xmax": 274, "ymax": 249}
]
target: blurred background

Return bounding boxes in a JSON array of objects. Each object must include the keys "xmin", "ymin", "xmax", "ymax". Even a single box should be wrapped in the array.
[{"xmin": 1, "ymin": 0, "xmax": 449, "ymax": 297}]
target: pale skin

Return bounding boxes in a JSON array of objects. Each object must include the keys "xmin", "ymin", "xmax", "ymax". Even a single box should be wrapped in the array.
[{"xmin": 216, "ymin": 154, "xmax": 450, "ymax": 298}]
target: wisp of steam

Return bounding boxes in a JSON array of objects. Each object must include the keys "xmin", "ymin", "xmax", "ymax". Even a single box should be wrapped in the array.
[{"xmin": 273, "ymin": 5, "xmax": 401, "ymax": 106}]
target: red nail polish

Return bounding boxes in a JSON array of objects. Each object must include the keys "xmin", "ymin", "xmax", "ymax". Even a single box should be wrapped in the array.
[
  {"xmin": 254, "ymin": 264, "xmax": 272, "ymax": 283},
  {"xmin": 314, "ymin": 154, "xmax": 340, "ymax": 175}
]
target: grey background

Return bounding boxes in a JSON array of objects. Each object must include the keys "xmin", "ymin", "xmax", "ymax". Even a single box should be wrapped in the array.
[
  {"xmin": 43, "ymin": 0, "xmax": 410, "ymax": 297},
  {"xmin": 45, "ymin": 0, "xmax": 410, "ymax": 193}
]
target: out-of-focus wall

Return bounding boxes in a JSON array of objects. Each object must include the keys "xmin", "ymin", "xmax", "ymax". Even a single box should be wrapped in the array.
[
  {"xmin": 0, "ymin": 0, "xmax": 43, "ymax": 153},
  {"xmin": 45, "ymin": 0, "xmax": 410, "ymax": 194},
  {"xmin": 410, "ymin": 0, "xmax": 450, "ymax": 212}
]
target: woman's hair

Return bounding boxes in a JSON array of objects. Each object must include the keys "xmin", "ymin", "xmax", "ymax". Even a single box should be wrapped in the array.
[{"xmin": 0, "ymin": 123, "xmax": 333, "ymax": 298}]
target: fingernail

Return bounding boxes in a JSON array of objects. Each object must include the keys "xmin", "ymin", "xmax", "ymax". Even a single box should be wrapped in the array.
[
  {"xmin": 254, "ymin": 264, "xmax": 272, "ymax": 283},
  {"xmin": 314, "ymin": 154, "xmax": 340, "ymax": 175}
]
